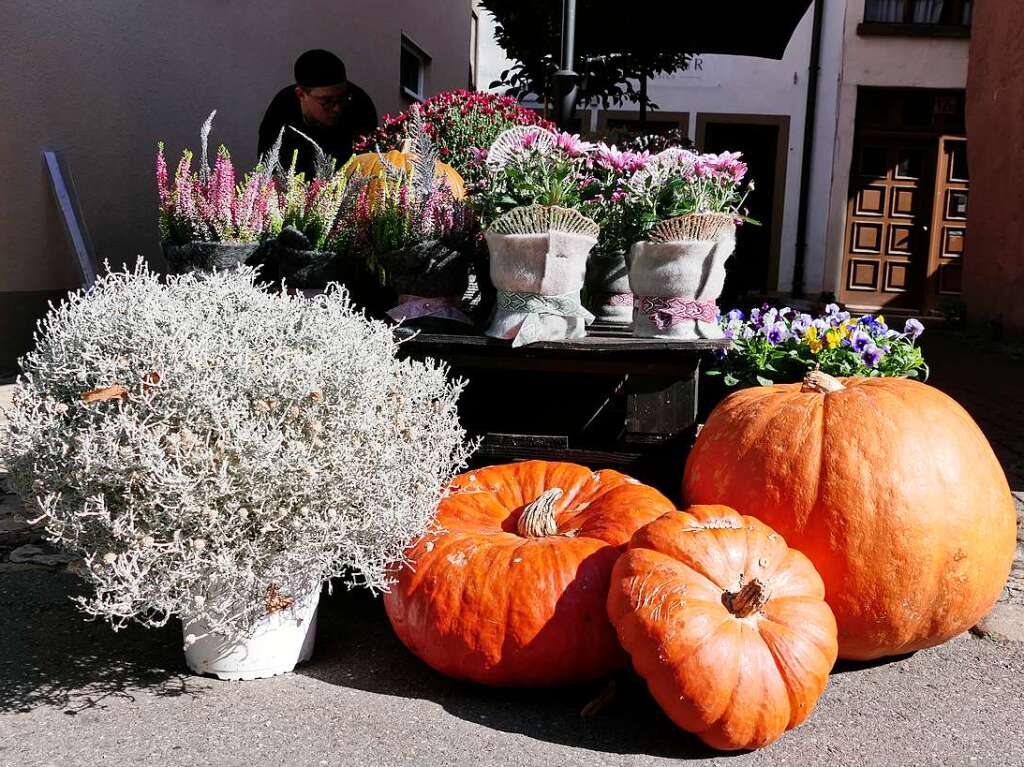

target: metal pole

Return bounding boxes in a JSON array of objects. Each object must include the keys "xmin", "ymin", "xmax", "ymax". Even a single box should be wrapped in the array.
[
  {"xmin": 792, "ymin": 0, "xmax": 825, "ymax": 300},
  {"xmin": 553, "ymin": 0, "xmax": 579, "ymax": 130},
  {"xmin": 562, "ymin": 0, "xmax": 576, "ymax": 69}
]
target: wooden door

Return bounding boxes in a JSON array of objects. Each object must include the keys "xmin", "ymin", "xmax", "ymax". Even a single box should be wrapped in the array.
[
  {"xmin": 925, "ymin": 137, "xmax": 968, "ymax": 309},
  {"xmin": 840, "ymin": 138, "xmax": 936, "ymax": 311}
]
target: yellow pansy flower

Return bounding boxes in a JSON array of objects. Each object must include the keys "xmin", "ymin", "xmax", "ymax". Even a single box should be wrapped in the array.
[
  {"xmin": 825, "ymin": 328, "xmax": 843, "ymax": 349},
  {"xmin": 805, "ymin": 326, "xmax": 823, "ymax": 353}
]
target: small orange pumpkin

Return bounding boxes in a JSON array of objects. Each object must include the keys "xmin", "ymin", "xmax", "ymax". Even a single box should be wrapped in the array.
[
  {"xmin": 383, "ymin": 461, "xmax": 676, "ymax": 687},
  {"xmin": 683, "ymin": 371, "xmax": 1017, "ymax": 661},
  {"xmin": 346, "ymin": 148, "xmax": 466, "ymax": 200},
  {"xmin": 607, "ymin": 504, "xmax": 838, "ymax": 752}
]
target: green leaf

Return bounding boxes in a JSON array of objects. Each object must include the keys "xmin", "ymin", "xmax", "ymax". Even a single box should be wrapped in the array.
[
  {"xmin": 755, "ymin": 375, "xmax": 774, "ymax": 387},
  {"xmin": 723, "ymin": 374, "xmax": 740, "ymax": 387}
]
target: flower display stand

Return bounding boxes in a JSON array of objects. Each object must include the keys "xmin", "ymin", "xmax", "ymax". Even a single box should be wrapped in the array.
[{"xmin": 394, "ymin": 324, "xmax": 729, "ymax": 497}]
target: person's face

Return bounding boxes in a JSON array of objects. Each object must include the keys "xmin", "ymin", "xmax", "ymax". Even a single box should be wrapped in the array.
[{"xmin": 295, "ymin": 82, "xmax": 350, "ymax": 127}]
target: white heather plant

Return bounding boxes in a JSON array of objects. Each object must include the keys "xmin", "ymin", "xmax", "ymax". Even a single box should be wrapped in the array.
[{"xmin": 0, "ymin": 263, "xmax": 472, "ymax": 641}]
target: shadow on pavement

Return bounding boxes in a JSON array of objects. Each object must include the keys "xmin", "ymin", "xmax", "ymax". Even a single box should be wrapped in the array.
[
  {"xmin": 301, "ymin": 585, "xmax": 731, "ymax": 761},
  {"xmin": 0, "ymin": 571, "xmax": 198, "ymax": 714}
]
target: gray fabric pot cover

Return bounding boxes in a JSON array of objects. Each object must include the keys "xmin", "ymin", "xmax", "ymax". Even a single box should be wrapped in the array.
[
  {"xmin": 162, "ymin": 241, "xmax": 260, "ymax": 275},
  {"xmin": 585, "ymin": 249, "xmax": 633, "ymax": 324}
]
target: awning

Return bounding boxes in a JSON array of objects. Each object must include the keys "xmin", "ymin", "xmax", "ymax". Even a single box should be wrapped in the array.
[{"xmin": 581, "ymin": 1, "xmax": 815, "ymax": 60}]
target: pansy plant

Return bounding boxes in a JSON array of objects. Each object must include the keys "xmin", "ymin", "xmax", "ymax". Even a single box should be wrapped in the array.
[{"xmin": 708, "ymin": 303, "xmax": 928, "ymax": 387}]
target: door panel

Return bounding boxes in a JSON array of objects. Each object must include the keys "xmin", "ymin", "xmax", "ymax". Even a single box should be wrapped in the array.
[
  {"xmin": 840, "ymin": 138, "xmax": 937, "ymax": 310},
  {"xmin": 927, "ymin": 137, "xmax": 969, "ymax": 308}
]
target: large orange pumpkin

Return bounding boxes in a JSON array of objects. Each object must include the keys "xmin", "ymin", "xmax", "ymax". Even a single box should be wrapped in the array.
[
  {"xmin": 683, "ymin": 371, "xmax": 1017, "ymax": 661},
  {"xmin": 346, "ymin": 148, "xmax": 466, "ymax": 200},
  {"xmin": 607, "ymin": 505, "xmax": 838, "ymax": 751},
  {"xmin": 383, "ymin": 460, "xmax": 676, "ymax": 687}
]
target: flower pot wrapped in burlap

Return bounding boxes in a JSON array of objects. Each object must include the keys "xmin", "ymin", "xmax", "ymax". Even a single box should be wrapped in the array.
[
  {"xmin": 585, "ymin": 249, "xmax": 633, "ymax": 325},
  {"xmin": 382, "ymin": 240, "xmax": 473, "ymax": 331},
  {"xmin": 629, "ymin": 213, "xmax": 736, "ymax": 340},
  {"xmin": 484, "ymin": 205, "xmax": 598, "ymax": 347},
  {"xmin": 162, "ymin": 241, "xmax": 260, "ymax": 275}
]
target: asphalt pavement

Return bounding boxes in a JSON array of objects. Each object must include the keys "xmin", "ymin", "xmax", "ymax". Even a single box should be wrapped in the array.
[{"xmin": 2, "ymin": 570, "xmax": 1023, "ymax": 767}]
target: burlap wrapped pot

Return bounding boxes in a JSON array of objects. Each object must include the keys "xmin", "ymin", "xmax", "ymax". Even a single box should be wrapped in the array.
[
  {"xmin": 628, "ymin": 213, "xmax": 736, "ymax": 341},
  {"xmin": 484, "ymin": 205, "xmax": 598, "ymax": 347}
]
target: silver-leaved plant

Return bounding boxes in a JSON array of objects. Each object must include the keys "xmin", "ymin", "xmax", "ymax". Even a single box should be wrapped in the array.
[{"xmin": 0, "ymin": 263, "xmax": 473, "ymax": 640}]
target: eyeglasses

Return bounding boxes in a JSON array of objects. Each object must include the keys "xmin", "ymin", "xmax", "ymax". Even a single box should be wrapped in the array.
[{"xmin": 305, "ymin": 90, "xmax": 352, "ymax": 110}]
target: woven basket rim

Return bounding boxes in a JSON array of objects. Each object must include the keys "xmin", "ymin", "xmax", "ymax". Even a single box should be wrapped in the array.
[{"xmin": 486, "ymin": 204, "xmax": 600, "ymax": 239}]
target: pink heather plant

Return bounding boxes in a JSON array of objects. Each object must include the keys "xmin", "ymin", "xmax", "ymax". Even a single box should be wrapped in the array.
[{"xmin": 157, "ymin": 143, "xmax": 278, "ymax": 246}]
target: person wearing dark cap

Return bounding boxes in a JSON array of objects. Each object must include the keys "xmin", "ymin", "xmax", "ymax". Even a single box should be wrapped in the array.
[{"xmin": 257, "ymin": 49, "xmax": 378, "ymax": 178}]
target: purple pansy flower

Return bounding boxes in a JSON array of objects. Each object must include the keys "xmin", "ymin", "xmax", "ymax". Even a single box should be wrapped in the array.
[
  {"xmin": 850, "ymin": 329, "xmax": 872, "ymax": 353},
  {"xmin": 904, "ymin": 318, "xmax": 925, "ymax": 340},
  {"xmin": 862, "ymin": 344, "xmax": 884, "ymax": 368},
  {"xmin": 766, "ymin": 321, "xmax": 789, "ymax": 345},
  {"xmin": 726, "ymin": 308, "xmax": 745, "ymax": 322}
]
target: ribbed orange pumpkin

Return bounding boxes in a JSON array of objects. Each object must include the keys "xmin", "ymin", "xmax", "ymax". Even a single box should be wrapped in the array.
[
  {"xmin": 683, "ymin": 371, "xmax": 1017, "ymax": 661},
  {"xmin": 383, "ymin": 461, "xmax": 676, "ymax": 687},
  {"xmin": 607, "ymin": 505, "xmax": 838, "ymax": 752},
  {"xmin": 346, "ymin": 148, "xmax": 466, "ymax": 200}
]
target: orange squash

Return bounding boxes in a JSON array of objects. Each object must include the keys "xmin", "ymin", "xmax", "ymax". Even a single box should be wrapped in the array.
[
  {"xmin": 383, "ymin": 460, "xmax": 676, "ymax": 687},
  {"xmin": 683, "ymin": 371, "xmax": 1017, "ymax": 661},
  {"xmin": 607, "ymin": 505, "xmax": 838, "ymax": 751},
  {"xmin": 346, "ymin": 148, "xmax": 466, "ymax": 200}
]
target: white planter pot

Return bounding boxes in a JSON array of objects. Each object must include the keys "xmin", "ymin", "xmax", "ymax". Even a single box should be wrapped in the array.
[
  {"xmin": 629, "ymin": 225, "xmax": 736, "ymax": 341},
  {"xmin": 182, "ymin": 587, "xmax": 320, "ymax": 681},
  {"xmin": 484, "ymin": 206, "xmax": 598, "ymax": 347}
]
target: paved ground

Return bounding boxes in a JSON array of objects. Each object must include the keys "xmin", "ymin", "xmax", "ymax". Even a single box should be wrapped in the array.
[
  {"xmin": 2, "ymin": 330, "xmax": 1024, "ymax": 766},
  {"xmin": 2, "ymin": 572, "xmax": 1023, "ymax": 767}
]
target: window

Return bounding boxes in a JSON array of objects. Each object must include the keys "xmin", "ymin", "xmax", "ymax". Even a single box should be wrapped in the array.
[
  {"xmin": 400, "ymin": 35, "xmax": 429, "ymax": 101},
  {"xmin": 862, "ymin": 0, "xmax": 971, "ymax": 36}
]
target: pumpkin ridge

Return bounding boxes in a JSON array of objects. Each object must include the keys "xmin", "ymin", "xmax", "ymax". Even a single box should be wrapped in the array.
[
  {"xmin": 634, "ymin": 532, "xmax": 733, "ymax": 594},
  {"xmin": 758, "ymin": 614, "xmax": 837, "ymax": 729},
  {"xmin": 659, "ymin": 612, "xmax": 741, "ymax": 733},
  {"xmin": 691, "ymin": 621, "xmax": 751, "ymax": 742}
]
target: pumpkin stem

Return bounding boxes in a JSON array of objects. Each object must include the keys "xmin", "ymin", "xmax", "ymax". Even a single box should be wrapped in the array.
[
  {"xmin": 801, "ymin": 370, "xmax": 846, "ymax": 394},
  {"xmin": 517, "ymin": 488, "xmax": 564, "ymax": 538},
  {"xmin": 723, "ymin": 579, "xmax": 771, "ymax": 618}
]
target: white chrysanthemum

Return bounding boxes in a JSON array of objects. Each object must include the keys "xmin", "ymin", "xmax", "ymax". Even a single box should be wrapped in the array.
[{"xmin": 0, "ymin": 262, "xmax": 472, "ymax": 640}]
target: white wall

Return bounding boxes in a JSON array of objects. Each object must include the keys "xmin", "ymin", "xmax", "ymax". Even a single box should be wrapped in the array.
[
  {"xmin": 0, "ymin": 0, "xmax": 472, "ymax": 294},
  {"xmin": 473, "ymin": 1, "xmax": 514, "ymax": 93},
  {"xmin": 818, "ymin": 2, "xmax": 971, "ymax": 297}
]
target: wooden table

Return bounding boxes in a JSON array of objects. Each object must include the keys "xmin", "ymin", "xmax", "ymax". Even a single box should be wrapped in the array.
[{"xmin": 395, "ymin": 323, "xmax": 729, "ymax": 498}]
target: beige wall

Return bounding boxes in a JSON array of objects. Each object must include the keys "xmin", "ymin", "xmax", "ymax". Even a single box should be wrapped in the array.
[
  {"xmin": 817, "ymin": 2, "xmax": 969, "ymax": 298},
  {"xmin": 0, "ymin": 0, "xmax": 471, "ymax": 370}
]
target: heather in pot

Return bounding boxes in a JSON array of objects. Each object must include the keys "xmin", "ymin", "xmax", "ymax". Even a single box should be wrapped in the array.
[
  {"xmin": 0, "ymin": 264, "xmax": 472, "ymax": 679},
  {"xmin": 347, "ymin": 108, "xmax": 475, "ymax": 329},
  {"xmin": 157, "ymin": 111, "xmax": 278, "ymax": 274}
]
